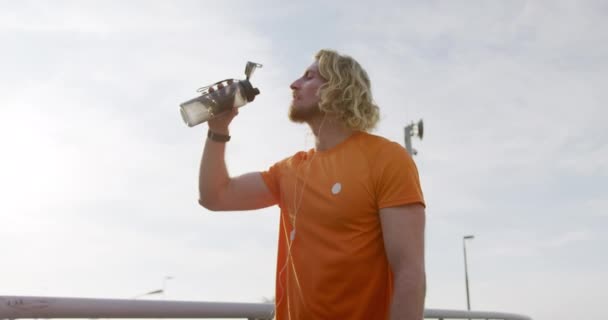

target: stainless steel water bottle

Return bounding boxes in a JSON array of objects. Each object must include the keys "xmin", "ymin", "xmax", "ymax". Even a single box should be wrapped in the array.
[{"xmin": 179, "ymin": 61, "xmax": 262, "ymax": 127}]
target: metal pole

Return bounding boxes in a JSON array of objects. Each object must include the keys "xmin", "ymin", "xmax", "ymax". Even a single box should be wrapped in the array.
[
  {"xmin": 132, "ymin": 290, "xmax": 163, "ymax": 300},
  {"xmin": 404, "ymin": 124, "xmax": 414, "ymax": 155},
  {"xmin": 463, "ymin": 235, "xmax": 474, "ymax": 311}
]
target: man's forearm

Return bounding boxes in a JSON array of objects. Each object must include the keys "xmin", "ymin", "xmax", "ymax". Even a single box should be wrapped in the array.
[
  {"xmin": 198, "ymin": 136, "xmax": 230, "ymax": 208},
  {"xmin": 390, "ymin": 270, "xmax": 426, "ymax": 320}
]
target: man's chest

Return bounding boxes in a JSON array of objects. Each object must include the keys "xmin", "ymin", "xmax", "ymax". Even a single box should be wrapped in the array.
[{"xmin": 279, "ymin": 157, "xmax": 378, "ymax": 228}]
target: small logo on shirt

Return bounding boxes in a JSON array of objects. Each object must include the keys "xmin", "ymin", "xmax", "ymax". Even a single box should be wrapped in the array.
[{"xmin": 331, "ymin": 182, "xmax": 342, "ymax": 195}]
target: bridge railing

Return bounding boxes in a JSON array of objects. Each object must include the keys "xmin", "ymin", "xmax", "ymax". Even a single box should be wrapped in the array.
[{"xmin": 0, "ymin": 295, "xmax": 532, "ymax": 320}]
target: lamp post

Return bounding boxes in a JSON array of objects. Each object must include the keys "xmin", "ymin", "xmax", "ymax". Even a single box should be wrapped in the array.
[
  {"xmin": 133, "ymin": 276, "xmax": 173, "ymax": 299},
  {"xmin": 132, "ymin": 289, "xmax": 163, "ymax": 299},
  {"xmin": 463, "ymin": 235, "xmax": 474, "ymax": 311}
]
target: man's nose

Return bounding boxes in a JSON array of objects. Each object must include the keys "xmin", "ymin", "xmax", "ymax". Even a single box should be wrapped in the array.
[{"xmin": 290, "ymin": 79, "xmax": 300, "ymax": 90}]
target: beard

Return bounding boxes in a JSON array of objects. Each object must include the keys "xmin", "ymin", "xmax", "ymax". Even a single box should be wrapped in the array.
[{"xmin": 288, "ymin": 102, "xmax": 322, "ymax": 123}]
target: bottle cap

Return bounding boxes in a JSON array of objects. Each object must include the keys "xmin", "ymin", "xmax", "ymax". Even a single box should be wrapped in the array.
[{"xmin": 239, "ymin": 79, "xmax": 261, "ymax": 102}]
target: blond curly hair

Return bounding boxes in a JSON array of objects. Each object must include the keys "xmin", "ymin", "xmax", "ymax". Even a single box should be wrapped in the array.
[{"xmin": 315, "ymin": 49, "xmax": 380, "ymax": 131}]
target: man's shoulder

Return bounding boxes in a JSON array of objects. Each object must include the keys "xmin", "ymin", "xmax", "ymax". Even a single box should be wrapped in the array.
[
  {"xmin": 352, "ymin": 132, "xmax": 415, "ymax": 177},
  {"xmin": 273, "ymin": 149, "xmax": 312, "ymax": 168},
  {"xmin": 356, "ymin": 131, "xmax": 406, "ymax": 154}
]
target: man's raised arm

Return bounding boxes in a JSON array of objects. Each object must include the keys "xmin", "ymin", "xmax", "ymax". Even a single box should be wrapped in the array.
[{"xmin": 198, "ymin": 108, "xmax": 276, "ymax": 211}]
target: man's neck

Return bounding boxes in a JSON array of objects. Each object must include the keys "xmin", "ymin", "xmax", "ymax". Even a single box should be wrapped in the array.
[{"xmin": 308, "ymin": 114, "xmax": 356, "ymax": 152}]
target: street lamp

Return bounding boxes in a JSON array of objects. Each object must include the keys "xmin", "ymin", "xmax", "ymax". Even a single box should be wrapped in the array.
[
  {"xmin": 132, "ymin": 289, "xmax": 163, "ymax": 299},
  {"xmin": 463, "ymin": 235, "xmax": 474, "ymax": 311},
  {"xmin": 404, "ymin": 119, "xmax": 424, "ymax": 156},
  {"xmin": 132, "ymin": 276, "xmax": 174, "ymax": 299}
]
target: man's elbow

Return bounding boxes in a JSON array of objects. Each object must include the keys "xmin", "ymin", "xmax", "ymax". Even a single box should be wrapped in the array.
[
  {"xmin": 198, "ymin": 194, "xmax": 223, "ymax": 211},
  {"xmin": 394, "ymin": 264, "xmax": 426, "ymax": 286}
]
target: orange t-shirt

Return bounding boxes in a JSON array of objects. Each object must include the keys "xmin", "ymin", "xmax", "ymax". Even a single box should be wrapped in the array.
[{"xmin": 261, "ymin": 131, "xmax": 425, "ymax": 320}]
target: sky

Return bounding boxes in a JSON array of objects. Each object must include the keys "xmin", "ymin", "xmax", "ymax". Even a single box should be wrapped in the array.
[{"xmin": 0, "ymin": 1, "xmax": 606, "ymax": 319}]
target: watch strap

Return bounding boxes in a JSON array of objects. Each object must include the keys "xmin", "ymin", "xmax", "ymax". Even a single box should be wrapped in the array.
[{"xmin": 207, "ymin": 130, "xmax": 231, "ymax": 142}]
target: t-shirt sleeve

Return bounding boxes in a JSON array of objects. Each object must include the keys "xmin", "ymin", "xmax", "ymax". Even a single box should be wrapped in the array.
[
  {"xmin": 373, "ymin": 141, "xmax": 425, "ymax": 209},
  {"xmin": 260, "ymin": 161, "xmax": 282, "ymax": 204}
]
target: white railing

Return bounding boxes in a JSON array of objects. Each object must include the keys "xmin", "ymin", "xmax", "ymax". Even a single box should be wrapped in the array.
[
  {"xmin": 424, "ymin": 308, "xmax": 532, "ymax": 320},
  {"xmin": 0, "ymin": 295, "xmax": 532, "ymax": 320}
]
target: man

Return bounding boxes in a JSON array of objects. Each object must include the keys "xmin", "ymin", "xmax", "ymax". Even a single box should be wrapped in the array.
[{"xmin": 198, "ymin": 49, "xmax": 426, "ymax": 320}]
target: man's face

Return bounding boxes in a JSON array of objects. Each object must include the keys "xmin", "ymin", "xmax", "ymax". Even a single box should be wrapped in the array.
[{"xmin": 289, "ymin": 61, "xmax": 326, "ymax": 123}]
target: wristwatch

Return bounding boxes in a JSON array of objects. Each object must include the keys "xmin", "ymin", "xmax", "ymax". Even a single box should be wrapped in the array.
[{"xmin": 207, "ymin": 130, "xmax": 231, "ymax": 142}]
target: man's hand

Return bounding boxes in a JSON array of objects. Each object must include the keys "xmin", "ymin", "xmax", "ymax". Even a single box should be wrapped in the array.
[
  {"xmin": 207, "ymin": 81, "xmax": 239, "ymax": 135},
  {"xmin": 208, "ymin": 106, "xmax": 238, "ymax": 135}
]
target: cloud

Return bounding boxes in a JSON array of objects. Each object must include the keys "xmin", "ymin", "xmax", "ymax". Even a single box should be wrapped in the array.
[
  {"xmin": 478, "ymin": 228, "xmax": 594, "ymax": 259},
  {"xmin": 586, "ymin": 198, "xmax": 608, "ymax": 217}
]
